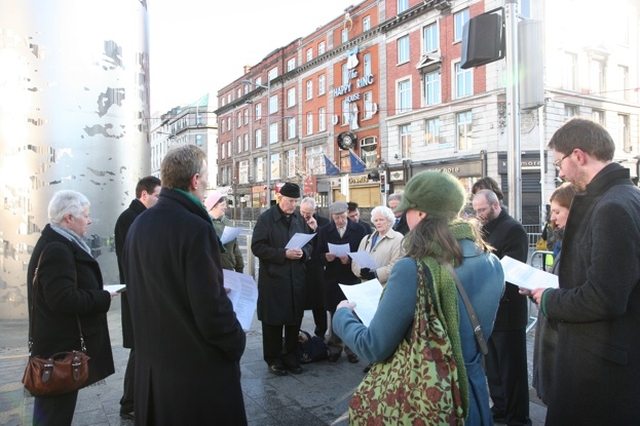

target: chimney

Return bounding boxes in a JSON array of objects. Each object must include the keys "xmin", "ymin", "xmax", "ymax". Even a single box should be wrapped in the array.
[{"xmin": 243, "ymin": 65, "xmax": 252, "ymax": 74}]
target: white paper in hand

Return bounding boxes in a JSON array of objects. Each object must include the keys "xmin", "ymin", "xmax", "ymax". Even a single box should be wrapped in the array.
[
  {"xmin": 500, "ymin": 256, "xmax": 559, "ymax": 290},
  {"xmin": 338, "ymin": 279, "xmax": 382, "ymax": 327}
]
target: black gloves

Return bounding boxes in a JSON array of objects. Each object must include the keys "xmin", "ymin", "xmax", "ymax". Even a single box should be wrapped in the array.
[{"xmin": 360, "ymin": 267, "xmax": 376, "ymax": 281}]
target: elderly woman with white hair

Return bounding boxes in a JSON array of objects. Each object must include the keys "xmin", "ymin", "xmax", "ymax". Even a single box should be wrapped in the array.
[
  {"xmin": 351, "ymin": 205, "xmax": 404, "ymax": 286},
  {"xmin": 26, "ymin": 190, "xmax": 116, "ymax": 425}
]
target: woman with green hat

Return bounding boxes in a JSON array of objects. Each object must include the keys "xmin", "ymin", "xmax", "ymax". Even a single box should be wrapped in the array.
[{"xmin": 333, "ymin": 171, "xmax": 505, "ymax": 425}]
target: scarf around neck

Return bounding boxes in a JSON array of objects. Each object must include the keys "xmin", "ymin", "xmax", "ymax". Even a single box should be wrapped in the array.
[{"xmin": 50, "ymin": 223, "xmax": 92, "ymax": 256}]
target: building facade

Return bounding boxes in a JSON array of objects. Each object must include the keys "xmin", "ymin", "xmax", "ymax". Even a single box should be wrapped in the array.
[{"xmin": 215, "ymin": 0, "xmax": 640, "ymax": 225}]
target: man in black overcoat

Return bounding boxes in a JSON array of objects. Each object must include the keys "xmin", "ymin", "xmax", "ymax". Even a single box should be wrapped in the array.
[
  {"xmin": 473, "ymin": 189, "xmax": 531, "ymax": 426},
  {"xmin": 113, "ymin": 175, "xmax": 160, "ymax": 420}
]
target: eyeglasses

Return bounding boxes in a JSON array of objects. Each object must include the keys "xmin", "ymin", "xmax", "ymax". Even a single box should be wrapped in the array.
[{"xmin": 553, "ymin": 151, "xmax": 572, "ymax": 171}]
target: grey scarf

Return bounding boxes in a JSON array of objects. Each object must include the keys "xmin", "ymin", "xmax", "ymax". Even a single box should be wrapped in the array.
[{"xmin": 50, "ymin": 223, "xmax": 93, "ymax": 257}]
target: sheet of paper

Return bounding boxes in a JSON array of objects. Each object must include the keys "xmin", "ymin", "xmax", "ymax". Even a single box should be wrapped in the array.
[
  {"xmin": 348, "ymin": 251, "xmax": 379, "ymax": 270},
  {"xmin": 285, "ymin": 232, "xmax": 315, "ymax": 249},
  {"xmin": 328, "ymin": 243, "xmax": 350, "ymax": 256},
  {"xmin": 223, "ymin": 270, "xmax": 259, "ymax": 331},
  {"xmin": 500, "ymin": 256, "xmax": 559, "ymax": 291},
  {"xmin": 104, "ymin": 284, "xmax": 126, "ymax": 293},
  {"xmin": 338, "ymin": 279, "xmax": 382, "ymax": 327},
  {"xmin": 220, "ymin": 226, "xmax": 244, "ymax": 245}
]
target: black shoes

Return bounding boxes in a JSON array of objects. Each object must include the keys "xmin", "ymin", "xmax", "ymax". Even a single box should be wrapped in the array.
[
  {"xmin": 363, "ymin": 363, "xmax": 372, "ymax": 373},
  {"xmin": 327, "ymin": 353, "xmax": 341, "ymax": 362},
  {"xmin": 268, "ymin": 363, "xmax": 288, "ymax": 376},
  {"xmin": 491, "ymin": 406, "xmax": 506, "ymax": 424},
  {"xmin": 347, "ymin": 354, "xmax": 360, "ymax": 364},
  {"xmin": 120, "ymin": 411, "xmax": 134, "ymax": 420},
  {"xmin": 285, "ymin": 362, "xmax": 303, "ymax": 374}
]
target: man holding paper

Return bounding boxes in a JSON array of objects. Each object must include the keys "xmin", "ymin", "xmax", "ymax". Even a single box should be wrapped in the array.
[
  {"xmin": 251, "ymin": 183, "xmax": 313, "ymax": 376},
  {"xmin": 316, "ymin": 201, "xmax": 367, "ymax": 363}
]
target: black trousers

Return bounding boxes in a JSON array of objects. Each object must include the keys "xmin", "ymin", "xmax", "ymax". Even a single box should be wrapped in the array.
[
  {"xmin": 311, "ymin": 308, "xmax": 327, "ymax": 338},
  {"xmin": 486, "ymin": 328, "xmax": 532, "ymax": 426},
  {"xmin": 33, "ymin": 390, "xmax": 78, "ymax": 426},
  {"xmin": 262, "ymin": 320, "xmax": 302, "ymax": 366},
  {"xmin": 119, "ymin": 348, "xmax": 135, "ymax": 413}
]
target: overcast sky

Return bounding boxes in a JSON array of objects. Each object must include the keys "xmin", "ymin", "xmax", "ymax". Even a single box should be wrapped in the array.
[{"xmin": 148, "ymin": 0, "xmax": 357, "ymax": 115}]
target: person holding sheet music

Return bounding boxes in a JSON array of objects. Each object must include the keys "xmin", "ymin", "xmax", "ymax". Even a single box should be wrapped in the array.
[
  {"xmin": 351, "ymin": 205, "xmax": 404, "ymax": 286},
  {"xmin": 333, "ymin": 171, "xmax": 504, "ymax": 425},
  {"xmin": 205, "ymin": 193, "xmax": 244, "ymax": 273}
]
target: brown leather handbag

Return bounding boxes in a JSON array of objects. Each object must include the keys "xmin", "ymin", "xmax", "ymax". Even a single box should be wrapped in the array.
[{"xmin": 22, "ymin": 252, "xmax": 90, "ymax": 396}]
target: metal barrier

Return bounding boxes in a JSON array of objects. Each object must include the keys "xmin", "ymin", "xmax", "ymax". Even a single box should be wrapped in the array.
[{"xmin": 525, "ymin": 250, "xmax": 554, "ymax": 333}]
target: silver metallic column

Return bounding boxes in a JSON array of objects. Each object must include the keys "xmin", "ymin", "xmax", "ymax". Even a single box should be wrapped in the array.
[{"xmin": 0, "ymin": 0, "xmax": 150, "ymax": 319}]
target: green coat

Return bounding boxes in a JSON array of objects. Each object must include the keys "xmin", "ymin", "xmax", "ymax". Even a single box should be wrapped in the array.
[{"xmin": 212, "ymin": 216, "xmax": 244, "ymax": 272}]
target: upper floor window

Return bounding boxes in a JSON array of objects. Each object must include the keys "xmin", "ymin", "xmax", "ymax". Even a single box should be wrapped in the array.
[
  {"xmin": 589, "ymin": 57, "xmax": 606, "ymax": 96},
  {"xmin": 457, "ymin": 111, "xmax": 473, "ymax": 150},
  {"xmin": 364, "ymin": 53, "xmax": 372, "ymax": 76},
  {"xmin": 267, "ymin": 67, "xmax": 278, "ymax": 82},
  {"xmin": 423, "ymin": 71, "xmax": 441, "ymax": 105},
  {"xmin": 255, "ymin": 103, "xmax": 262, "ymax": 120},
  {"xmin": 398, "ymin": 36, "xmax": 410, "ymax": 64},
  {"xmin": 255, "ymin": 129, "xmax": 262, "ymax": 148},
  {"xmin": 318, "ymin": 74, "xmax": 326, "ymax": 96},
  {"xmin": 287, "ymin": 117, "xmax": 296, "ymax": 140},
  {"xmin": 423, "ymin": 22, "xmax": 439, "ymax": 52},
  {"xmin": 287, "ymin": 58, "xmax": 296, "ymax": 72},
  {"xmin": 455, "ymin": 62, "xmax": 472, "ymax": 98},
  {"xmin": 306, "ymin": 48, "xmax": 313, "ymax": 62},
  {"xmin": 318, "ymin": 107, "xmax": 326, "ymax": 132},
  {"xmin": 287, "ymin": 87, "xmax": 296, "ymax": 108},
  {"xmin": 424, "ymin": 117, "xmax": 444, "ymax": 148},
  {"xmin": 397, "ymin": 0, "xmax": 409, "ymax": 13},
  {"xmin": 397, "ymin": 79, "xmax": 412, "ymax": 114},
  {"xmin": 399, "ymin": 124, "xmax": 411, "ymax": 158},
  {"xmin": 341, "ymin": 28, "xmax": 348, "ymax": 43},
  {"xmin": 363, "ymin": 15, "xmax": 371, "ymax": 31},
  {"xmin": 269, "ymin": 95, "xmax": 278, "ymax": 114},
  {"xmin": 306, "ymin": 80, "xmax": 313, "ymax": 100},
  {"xmin": 306, "ymin": 112, "xmax": 314, "ymax": 135},
  {"xmin": 562, "ymin": 52, "xmax": 578, "ymax": 91},
  {"xmin": 318, "ymin": 41, "xmax": 326, "ymax": 55},
  {"xmin": 243, "ymin": 109, "xmax": 249, "ymax": 125},
  {"xmin": 364, "ymin": 91, "xmax": 375, "ymax": 120},
  {"xmin": 454, "ymin": 8, "xmax": 470, "ymax": 42},
  {"xmin": 342, "ymin": 64, "xmax": 349, "ymax": 85}
]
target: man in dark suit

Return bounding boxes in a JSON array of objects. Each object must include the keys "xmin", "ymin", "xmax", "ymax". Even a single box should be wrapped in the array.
[
  {"xmin": 316, "ymin": 201, "xmax": 367, "ymax": 363},
  {"xmin": 300, "ymin": 197, "xmax": 330, "ymax": 339},
  {"xmin": 473, "ymin": 189, "xmax": 531, "ymax": 426},
  {"xmin": 113, "ymin": 175, "xmax": 160, "ymax": 420},
  {"xmin": 387, "ymin": 193, "xmax": 409, "ymax": 235},
  {"xmin": 347, "ymin": 201, "xmax": 373, "ymax": 234}
]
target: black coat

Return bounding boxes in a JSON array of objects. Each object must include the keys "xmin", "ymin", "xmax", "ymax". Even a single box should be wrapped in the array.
[
  {"xmin": 481, "ymin": 209, "xmax": 529, "ymax": 331},
  {"xmin": 27, "ymin": 225, "xmax": 115, "ymax": 387},
  {"xmin": 392, "ymin": 212, "xmax": 409, "ymax": 235},
  {"xmin": 122, "ymin": 189, "xmax": 246, "ymax": 426},
  {"xmin": 543, "ymin": 164, "xmax": 640, "ymax": 425},
  {"xmin": 251, "ymin": 205, "xmax": 313, "ymax": 325},
  {"xmin": 316, "ymin": 219, "xmax": 368, "ymax": 310},
  {"xmin": 114, "ymin": 198, "xmax": 146, "ymax": 348},
  {"xmin": 304, "ymin": 214, "xmax": 330, "ymax": 310}
]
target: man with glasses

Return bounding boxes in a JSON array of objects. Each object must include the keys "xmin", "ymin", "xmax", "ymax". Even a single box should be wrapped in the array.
[
  {"xmin": 252, "ymin": 183, "xmax": 314, "ymax": 376},
  {"xmin": 528, "ymin": 118, "xmax": 640, "ymax": 425}
]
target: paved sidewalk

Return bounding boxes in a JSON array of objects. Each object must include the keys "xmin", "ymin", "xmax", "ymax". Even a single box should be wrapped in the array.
[{"xmin": 0, "ymin": 297, "xmax": 546, "ymax": 425}]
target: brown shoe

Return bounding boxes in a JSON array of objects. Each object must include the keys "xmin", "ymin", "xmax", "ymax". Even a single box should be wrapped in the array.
[{"xmin": 348, "ymin": 354, "xmax": 360, "ymax": 363}]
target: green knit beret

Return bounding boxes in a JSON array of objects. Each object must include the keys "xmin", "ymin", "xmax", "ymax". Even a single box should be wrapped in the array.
[{"xmin": 394, "ymin": 171, "xmax": 465, "ymax": 219}]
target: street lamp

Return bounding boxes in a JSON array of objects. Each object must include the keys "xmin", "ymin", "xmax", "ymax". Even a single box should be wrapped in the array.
[{"xmin": 242, "ymin": 79, "xmax": 272, "ymax": 207}]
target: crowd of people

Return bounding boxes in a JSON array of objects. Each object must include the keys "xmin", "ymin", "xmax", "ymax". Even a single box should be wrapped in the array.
[{"xmin": 25, "ymin": 118, "xmax": 640, "ymax": 425}]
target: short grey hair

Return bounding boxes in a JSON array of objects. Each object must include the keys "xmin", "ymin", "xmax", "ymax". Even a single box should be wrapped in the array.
[
  {"xmin": 474, "ymin": 189, "xmax": 499, "ymax": 205},
  {"xmin": 387, "ymin": 193, "xmax": 403, "ymax": 204},
  {"xmin": 371, "ymin": 205, "xmax": 395, "ymax": 224},
  {"xmin": 300, "ymin": 197, "xmax": 317, "ymax": 209},
  {"xmin": 48, "ymin": 190, "xmax": 90, "ymax": 224}
]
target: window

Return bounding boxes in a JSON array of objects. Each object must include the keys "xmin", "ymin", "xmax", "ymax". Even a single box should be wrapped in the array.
[
  {"xmin": 237, "ymin": 135, "xmax": 242, "ymax": 153},
  {"xmin": 306, "ymin": 112, "xmax": 313, "ymax": 135},
  {"xmin": 565, "ymin": 105, "xmax": 578, "ymax": 118},
  {"xmin": 267, "ymin": 67, "xmax": 278, "ymax": 82},
  {"xmin": 287, "ymin": 87, "xmax": 296, "ymax": 108},
  {"xmin": 271, "ymin": 152, "xmax": 281, "ymax": 179},
  {"xmin": 306, "ymin": 80, "xmax": 313, "ymax": 100},
  {"xmin": 397, "ymin": 79, "xmax": 412, "ymax": 114},
  {"xmin": 425, "ymin": 117, "xmax": 444, "ymax": 148},
  {"xmin": 269, "ymin": 95, "xmax": 278, "ymax": 114},
  {"xmin": 287, "ymin": 150, "xmax": 297, "ymax": 178},
  {"xmin": 255, "ymin": 103, "xmax": 262, "ymax": 120},
  {"xmin": 562, "ymin": 52, "xmax": 578, "ymax": 91},
  {"xmin": 360, "ymin": 137, "xmax": 378, "ymax": 169},
  {"xmin": 287, "ymin": 58, "xmax": 296, "ymax": 71},
  {"xmin": 239, "ymin": 160, "xmax": 249, "ymax": 184},
  {"xmin": 318, "ymin": 107, "xmax": 326, "ymax": 132},
  {"xmin": 255, "ymin": 77, "xmax": 262, "ymax": 87},
  {"xmin": 243, "ymin": 109, "xmax": 249, "ymax": 125},
  {"xmin": 237, "ymin": 88, "xmax": 242, "ymax": 99},
  {"xmin": 424, "ymin": 71, "xmax": 441, "ymax": 105},
  {"xmin": 255, "ymin": 157, "xmax": 264, "ymax": 182},
  {"xmin": 457, "ymin": 111, "xmax": 473, "ymax": 150},
  {"xmin": 454, "ymin": 9, "xmax": 470, "ymax": 42},
  {"xmin": 269, "ymin": 122, "xmax": 278, "ymax": 144},
  {"xmin": 243, "ymin": 134, "xmax": 249, "ymax": 151},
  {"xmin": 455, "ymin": 62, "xmax": 472, "ymax": 98},
  {"xmin": 318, "ymin": 75, "xmax": 326, "ymax": 96},
  {"xmin": 341, "ymin": 28, "xmax": 348, "ymax": 43},
  {"xmin": 363, "ymin": 53, "xmax": 372, "ymax": 76},
  {"xmin": 519, "ymin": 0, "xmax": 531, "ymax": 18},
  {"xmin": 619, "ymin": 114, "xmax": 631, "ymax": 152},
  {"xmin": 287, "ymin": 117, "xmax": 296, "ymax": 139},
  {"xmin": 226, "ymin": 117, "xmax": 230, "ymax": 130},
  {"xmin": 363, "ymin": 16, "xmax": 371, "ymax": 31},
  {"xmin": 397, "ymin": 0, "xmax": 409, "ymax": 13},
  {"xmin": 364, "ymin": 91, "xmax": 374, "ymax": 119},
  {"xmin": 221, "ymin": 120, "xmax": 225, "ymax": 133},
  {"xmin": 592, "ymin": 110, "xmax": 605, "ymax": 126},
  {"xmin": 306, "ymin": 145, "xmax": 324, "ymax": 175},
  {"xmin": 423, "ymin": 22, "xmax": 439, "ymax": 52},
  {"xmin": 619, "ymin": 65, "xmax": 629, "ymax": 101},
  {"xmin": 306, "ymin": 48, "xmax": 313, "ymax": 62},
  {"xmin": 342, "ymin": 64, "xmax": 349, "ymax": 85},
  {"xmin": 589, "ymin": 58, "xmax": 606, "ymax": 95},
  {"xmin": 237, "ymin": 112, "xmax": 242, "ymax": 128},
  {"xmin": 400, "ymin": 124, "xmax": 411, "ymax": 158},
  {"xmin": 255, "ymin": 129, "xmax": 262, "ymax": 148},
  {"xmin": 318, "ymin": 41, "xmax": 326, "ymax": 55},
  {"xmin": 342, "ymin": 99, "xmax": 350, "ymax": 125},
  {"xmin": 397, "ymin": 35, "xmax": 410, "ymax": 64},
  {"xmin": 226, "ymin": 141, "xmax": 231, "ymax": 158}
]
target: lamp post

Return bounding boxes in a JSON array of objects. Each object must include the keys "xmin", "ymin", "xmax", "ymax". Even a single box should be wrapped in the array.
[{"xmin": 243, "ymin": 79, "xmax": 271, "ymax": 207}]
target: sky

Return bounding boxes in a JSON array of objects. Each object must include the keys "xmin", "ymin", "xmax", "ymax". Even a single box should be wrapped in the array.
[{"xmin": 148, "ymin": 0, "xmax": 358, "ymax": 115}]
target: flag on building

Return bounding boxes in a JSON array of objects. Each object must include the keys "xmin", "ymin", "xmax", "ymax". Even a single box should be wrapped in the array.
[
  {"xmin": 349, "ymin": 149, "xmax": 366, "ymax": 173},
  {"xmin": 324, "ymin": 154, "xmax": 340, "ymax": 176}
]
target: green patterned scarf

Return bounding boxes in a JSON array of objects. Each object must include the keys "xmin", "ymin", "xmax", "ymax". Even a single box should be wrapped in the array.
[{"xmin": 419, "ymin": 219, "xmax": 477, "ymax": 418}]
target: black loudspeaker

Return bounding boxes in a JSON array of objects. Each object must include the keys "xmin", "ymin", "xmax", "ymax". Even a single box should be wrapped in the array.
[{"xmin": 461, "ymin": 12, "xmax": 504, "ymax": 69}]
